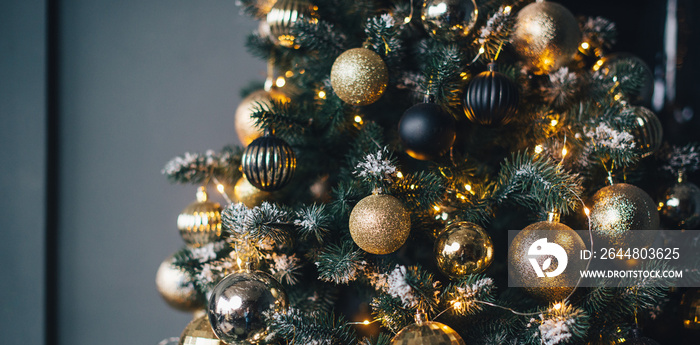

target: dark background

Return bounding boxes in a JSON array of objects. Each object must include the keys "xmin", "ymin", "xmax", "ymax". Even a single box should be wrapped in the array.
[{"xmin": 1, "ymin": 1, "xmax": 698, "ymax": 345}]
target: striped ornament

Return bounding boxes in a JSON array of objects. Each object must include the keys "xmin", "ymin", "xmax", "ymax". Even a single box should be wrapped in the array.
[
  {"xmin": 462, "ymin": 63, "xmax": 519, "ymax": 125},
  {"xmin": 626, "ymin": 106, "xmax": 663, "ymax": 158},
  {"xmin": 266, "ymin": 0, "xmax": 316, "ymax": 47},
  {"xmin": 242, "ymin": 134, "xmax": 296, "ymax": 191}
]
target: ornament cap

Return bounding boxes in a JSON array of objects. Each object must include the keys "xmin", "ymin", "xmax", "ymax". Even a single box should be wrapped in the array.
[
  {"xmin": 547, "ymin": 211, "xmax": 561, "ymax": 223},
  {"xmin": 196, "ymin": 186, "xmax": 208, "ymax": 202},
  {"xmin": 487, "ymin": 62, "xmax": 497, "ymax": 72},
  {"xmin": 414, "ymin": 310, "xmax": 428, "ymax": 324}
]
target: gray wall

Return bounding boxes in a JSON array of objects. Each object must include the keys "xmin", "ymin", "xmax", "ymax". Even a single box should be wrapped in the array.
[
  {"xmin": 0, "ymin": 1, "xmax": 47, "ymax": 345},
  {"xmin": 4, "ymin": 1, "xmax": 263, "ymax": 344}
]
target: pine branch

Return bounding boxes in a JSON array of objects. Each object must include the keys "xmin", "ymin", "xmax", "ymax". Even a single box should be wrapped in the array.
[
  {"xmin": 270, "ymin": 308, "xmax": 359, "ymax": 345},
  {"xmin": 440, "ymin": 275, "xmax": 496, "ymax": 316},
  {"xmin": 286, "ymin": 281, "xmax": 338, "ymax": 314},
  {"xmin": 353, "ymin": 148, "xmax": 399, "ymax": 193},
  {"xmin": 493, "ymin": 151, "xmax": 583, "ymax": 215},
  {"xmin": 359, "ymin": 333, "xmax": 392, "ymax": 345},
  {"xmin": 364, "ymin": 14, "xmax": 403, "ymax": 73},
  {"xmin": 315, "ymin": 241, "xmax": 366, "ymax": 285},
  {"xmin": 295, "ymin": 203, "xmax": 334, "ymax": 244},
  {"xmin": 391, "ymin": 170, "xmax": 446, "ymax": 212},
  {"xmin": 245, "ymin": 202, "xmax": 295, "ymax": 246},
  {"xmin": 421, "ymin": 44, "xmax": 469, "ymax": 109}
]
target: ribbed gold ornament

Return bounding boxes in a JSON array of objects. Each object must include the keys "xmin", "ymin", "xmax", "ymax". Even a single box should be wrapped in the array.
[
  {"xmin": 434, "ymin": 221, "xmax": 494, "ymax": 278},
  {"xmin": 156, "ymin": 254, "xmax": 206, "ymax": 312},
  {"xmin": 235, "ymin": 89, "xmax": 290, "ymax": 146},
  {"xmin": 421, "ymin": 0, "xmax": 478, "ymax": 40},
  {"xmin": 590, "ymin": 183, "xmax": 659, "ymax": 248},
  {"xmin": 330, "ymin": 48, "xmax": 388, "ymax": 105},
  {"xmin": 266, "ymin": 0, "xmax": 317, "ymax": 47},
  {"xmin": 233, "ymin": 176, "xmax": 269, "ymax": 208},
  {"xmin": 178, "ymin": 315, "xmax": 224, "ymax": 345},
  {"xmin": 508, "ymin": 221, "xmax": 586, "ymax": 302},
  {"xmin": 349, "ymin": 194, "xmax": 411, "ymax": 255},
  {"xmin": 511, "ymin": 1, "xmax": 581, "ymax": 74},
  {"xmin": 177, "ymin": 187, "xmax": 223, "ymax": 247},
  {"xmin": 622, "ymin": 106, "xmax": 663, "ymax": 158}
]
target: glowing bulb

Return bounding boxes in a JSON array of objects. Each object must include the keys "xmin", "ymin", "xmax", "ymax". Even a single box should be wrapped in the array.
[
  {"xmin": 534, "ymin": 145, "xmax": 543, "ymax": 154},
  {"xmin": 478, "ymin": 46, "xmax": 485, "ymax": 54},
  {"xmin": 275, "ymin": 76, "xmax": 286, "ymax": 87},
  {"xmin": 464, "ymin": 184, "xmax": 472, "ymax": 191},
  {"xmin": 553, "ymin": 302, "xmax": 562, "ymax": 310},
  {"xmin": 584, "ymin": 207, "xmax": 590, "ymax": 216},
  {"xmin": 581, "ymin": 42, "xmax": 590, "ymax": 50},
  {"xmin": 667, "ymin": 198, "xmax": 680, "ymax": 207},
  {"xmin": 354, "ymin": 115, "xmax": 363, "ymax": 124},
  {"xmin": 550, "ymin": 119, "xmax": 558, "ymax": 127},
  {"xmin": 433, "ymin": 205, "xmax": 441, "ymax": 212},
  {"xmin": 318, "ymin": 90, "xmax": 326, "ymax": 99},
  {"xmin": 403, "ymin": 16, "xmax": 411, "ymax": 24},
  {"xmin": 363, "ymin": 320, "xmax": 370, "ymax": 325},
  {"xmin": 217, "ymin": 184, "xmax": 225, "ymax": 193},
  {"xmin": 285, "ymin": 70, "xmax": 294, "ymax": 78},
  {"xmin": 396, "ymin": 171, "xmax": 404, "ymax": 179},
  {"xmin": 503, "ymin": 6, "xmax": 512, "ymax": 14},
  {"xmin": 561, "ymin": 147, "xmax": 568, "ymax": 157},
  {"xmin": 452, "ymin": 301, "xmax": 462, "ymax": 308}
]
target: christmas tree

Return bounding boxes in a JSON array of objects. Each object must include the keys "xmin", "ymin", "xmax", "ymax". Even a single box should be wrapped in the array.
[{"xmin": 155, "ymin": 1, "xmax": 700, "ymax": 344}]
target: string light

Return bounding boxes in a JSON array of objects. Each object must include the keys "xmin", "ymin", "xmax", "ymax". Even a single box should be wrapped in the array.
[
  {"xmin": 553, "ymin": 302, "xmax": 563, "ymax": 310},
  {"xmin": 217, "ymin": 184, "xmax": 225, "ymax": 193},
  {"xmin": 503, "ymin": 6, "xmax": 512, "ymax": 14},
  {"xmin": 550, "ymin": 119, "xmax": 558, "ymax": 127},
  {"xmin": 561, "ymin": 146, "xmax": 568, "ymax": 157},
  {"xmin": 363, "ymin": 320, "xmax": 370, "ymax": 325},
  {"xmin": 354, "ymin": 115, "xmax": 363, "ymax": 124},
  {"xmin": 318, "ymin": 90, "xmax": 326, "ymax": 99},
  {"xmin": 464, "ymin": 184, "xmax": 472, "ymax": 192},
  {"xmin": 285, "ymin": 70, "xmax": 294, "ymax": 78},
  {"xmin": 580, "ymin": 42, "xmax": 590, "ymax": 50},
  {"xmin": 478, "ymin": 46, "xmax": 485, "ymax": 55},
  {"xmin": 584, "ymin": 207, "xmax": 590, "ymax": 216},
  {"xmin": 275, "ymin": 76, "xmax": 286, "ymax": 87},
  {"xmin": 396, "ymin": 171, "xmax": 404, "ymax": 179},
  {"xmin": 534, "ymin": 144, "xmax": 544, "ymax": 154}
]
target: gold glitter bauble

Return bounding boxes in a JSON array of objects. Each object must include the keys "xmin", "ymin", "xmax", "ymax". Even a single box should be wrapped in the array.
[
  {"xmin": 330, "ymin": 48, "xmax": 388, "ymax": 105},
  {"xmin": 622, "ymin": 106, "xmax": 663, "ymax": 158},
  {"xmin": 508, "ymin": 221, "xmax": 586, "ymax": 302},
  {"xmin": 156, "ymin": 254, "xmax": 206, "ymax": 312},
  {"xmin": 349, "ymin": 194, "xmax": 411, "ymax": 255},
  {"xmin": 233, "ymin": 176, "xmax": 269, "ymax": 208},
  {"xmin": 658, "ymin": 181, "xmax": 700, "ymax": 230},
  {"xmin": 266, "ymin": 0, "xmax": 317, "ymax": 47},
  {"xmin": 177, "ymin": 187, "xmax": 222, "ymax": 247},
  {"xmin": 207, "ymin": 271, "xmax": 288, "ymax": 344},
  {"xmin": 434, "ymin": 221, "xmax": 494, "ymax": 279},
  {"xmin": 590, "ymin": 183, "xmax": 660, "ymax": 248},
  {"xmin": 235, "ymin": 89, "xmax": 289, "ymax": 146},
  {"xmin": 178, "ymin": 315, "xmax": 224, "ymax": 345},
  {"xmin": 511, "ymin": 1, "xmax": 581, "ymax": 74},
  {"xmin": 390, "ymin": 320, "xmax": 465, "ymax": 345},
  {"xmin": 421, "ymin": 0, "xmax": 478, "ymax": 40}
]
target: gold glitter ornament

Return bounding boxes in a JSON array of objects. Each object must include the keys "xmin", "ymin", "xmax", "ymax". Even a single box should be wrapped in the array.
[
  {"xmin": 622, "ymin": 106, "xmax": 663, "ymax": 158},
  {"xmin": 235, "ymin": 89, "xmax": 290, "ymax": 146},
  {"xmin": 177, "ymin": 187, "xmax": 223, "ymax": 247},
  {"xmin": 590, "ymin": 183, "xmax": 659, "ymax": 248},
  {"xmin": 207, "ymin": 271, "xmax": 288, "ymax": 344},
  {"xmin": 178, "ymin": 314, "xmax": 224, "ymax": 345},
  {"xmin": 511, "ymin": 1, "xmax": 581, "ymax": 74},
  {"xmin": 434, "ymin": 221, "xmax": 494, "ymax": 279},
  {"xmin": 330, "ymin": 48, "xmax": 388, "ymax": 105},
  {"xmin": 658, "ymin": 180, "xmax": 700, "ymax": 230},
  {"xmin": 349, "ymin": 193, "xmax": 411, "ymax": 255},
  {"xmin": 390, "ymin": 311, "xmax": 465, "ymax": 345},
  {"xmin": 233, "ymin": 176, "xmax": 269, "ymax": 208},
  {"xmin": 266, "ymin": 0, "xmax": 318, "ymax": 47},
  {"xmin": 508, "ymin": 220, "xmax": 586, "ymax": 302},
  {"xmin": 156, "ymin": 254, "xmax": 206, "ymax": 312},
  {"xmin": 421, "ymin": 0, "xmax": 478, "ymax": 40}
]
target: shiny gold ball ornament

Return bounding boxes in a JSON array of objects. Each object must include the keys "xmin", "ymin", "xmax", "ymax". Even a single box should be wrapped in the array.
[
  {"xmin": 207, "ymin": 271, "xmax": 288, "ymax": 344},
  {"xmin": 241, "ymin": 131, "xmax": 296, "ymax": 191},
  {"xmin": 178, "ymin": 314, "xmax": 224, "ymax": 345},
  {"xmin": 508, "ymin": 221, "xmax": 586, "ymax": 302},
  {"xmin": 235, "ymin": 89, "xmax": 290, "ymax": 146},
  {"xmin": 391, "ymin": 312, "xmax": 465, "ymax": 345},
  {"xmin": 421, "ymin": 0, "xmax": 478, "ymax": 40},
  {"xmin": 233, "ymin": 176, "xmax": 269, "ymax": 208},
  {"xmin": 511, "ymin": 1, "xmax": 581, "ymax": 74},
  {"xmin": 622, "ymin": 106, "xmax": 663, "ymax": 158},
  {"xmin": 590, "ymin": 183, "xmax": 660, "ymax": 248},
  {"xmin": 156, "ymin": 254, "xmax": 206, "ymax": 312},
  {"xmin": 330, "ymin": 48, "xmax": 388, "ymax": 105},
  {"xmin": 266, "ymin": 0, "xmax": 317, "ymax": 47},
  {"xmin": 434, "ymin": 221, "xmax": 494, "ymax": 278},
  {"xmin": 177, "ymin": 187, "xmax": 223, "ymax": 247},
  {"xmin": 658, "ymin": 181, "xmax": 700, "ymax": 230},
  {"xmin": 349, "ymin": 194, "xmax": 411, "ymax": 255}
]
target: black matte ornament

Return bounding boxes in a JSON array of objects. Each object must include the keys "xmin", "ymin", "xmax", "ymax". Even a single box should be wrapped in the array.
[
  {"xmin": 241, "ymin": 131, "xmax": 296, "ymax": 191},
  {"xmin": 398, "ymin": 101, "xmax": 456, "ymax": 160},
  {"xmin": 463, "ymin": 63, "xmax": 519, "ymax": 125}
]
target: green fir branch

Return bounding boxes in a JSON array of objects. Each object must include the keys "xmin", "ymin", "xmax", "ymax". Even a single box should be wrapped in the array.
[
  {"xmin": 295, "ymin": 203, "xmax": 333, "ymax": 243},
  {"xmin": 315, "ymin": 241, "xmax": 366, "ymax": 285},
  {"xmin": 440, "ymin": 275, "xmax": 496, "ymax": 316},
  {"xmin": 270, "ymin": 308, "xmax": 359, "ymax": 345},
  {"xmin": 391, "ymin": 170, "xmax": 446, "ymax": 212}
]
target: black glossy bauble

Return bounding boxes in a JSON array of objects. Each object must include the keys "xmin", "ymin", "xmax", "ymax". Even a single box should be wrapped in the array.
[
  {"xmin": 242, "ymin": 133, "xmax": 296, "ymax": 191},
  {"xmin": 398, "ymin": 102, "xmax": 456, "ymax": 160},
  {"xmin": 463, "ymin": 63, "xmax": 519, "ymax": 125}
]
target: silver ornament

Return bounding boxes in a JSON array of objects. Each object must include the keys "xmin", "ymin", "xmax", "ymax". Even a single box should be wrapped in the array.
[
  {"xmin": 421, "ymin": 0, "xmax": 478, "ymax": 40},
  {"xmin": 659, "ymin": 181, "xmax": 700, "ymax": 230},
  {"xmin": 207, "ymin": 271, "xmax": 288, "ymax": 344}
]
